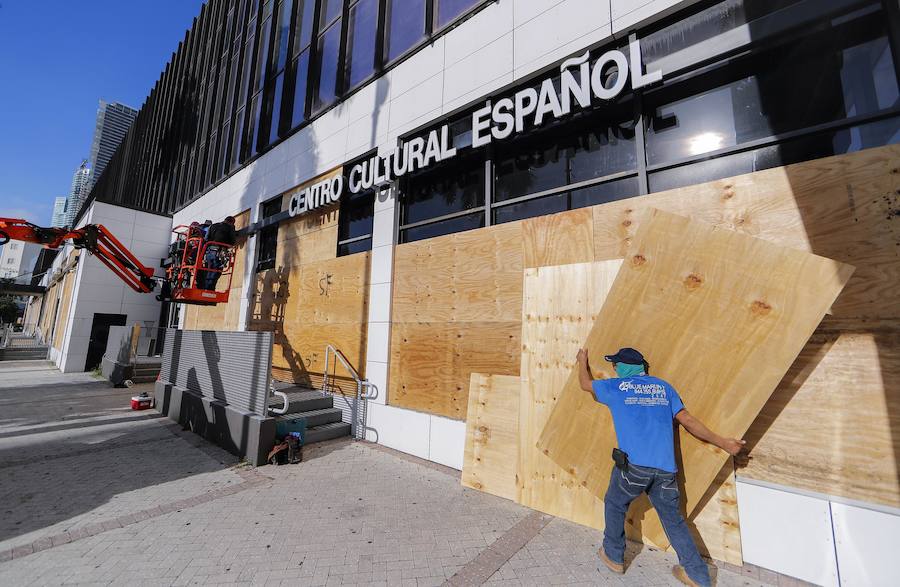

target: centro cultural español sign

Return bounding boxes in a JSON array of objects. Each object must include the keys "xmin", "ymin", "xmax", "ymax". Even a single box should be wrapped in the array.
[{"xmin": 289, "ymin": 38, "xmax": 662, "ymax": 217}]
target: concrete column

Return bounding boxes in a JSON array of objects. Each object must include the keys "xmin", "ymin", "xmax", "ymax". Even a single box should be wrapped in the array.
[{"xmin": 364, "ymin": 181, "xmax": 398, "ymax": 406}]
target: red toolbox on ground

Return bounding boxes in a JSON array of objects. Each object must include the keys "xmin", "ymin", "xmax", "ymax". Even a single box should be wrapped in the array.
[{"xmin": 131, "ymin": 395, "xmax": 153, "ymax": 410}]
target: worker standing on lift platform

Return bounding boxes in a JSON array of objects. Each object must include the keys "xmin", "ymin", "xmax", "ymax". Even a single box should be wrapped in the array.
[
  {"xmin": 577, "ymin": 347, "xmax": 746, "ymax": 587},
  {"xmin": 200, "ymin": 216, "xmax": 237, "ymax": 290}
]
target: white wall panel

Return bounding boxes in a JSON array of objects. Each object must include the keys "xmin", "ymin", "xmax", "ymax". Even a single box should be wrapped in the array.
[
  {"xmin": 365, "ymin": 320, "xmax": 390, "ymax": 364},
  {"xmin": 611, "ymin": 0, "xmax": 701, "ymax": 35},
  {"xmin": 428, "ymin": 415, "xmax": 465, "ymax": 470},
  {"xmin": 368, "ymin": 282, "xmax": 392, "ymax": 323},
  {"xmin": 513, "ymin": 0, "xmax": 611, "ymax": 79},
  {"xmin": 369, "ymin": 245, "xmax": 393, "ymax": 285},
  {"xmin": 388, "ymin": 73, "xmax": 444, "ymax": 131},
  {"xmin": 443, "ymin": 33, "xmax": 514, "ymax": 104},
  {"xmin": 513, "ymin": 0, "xmax": 565, "ymax": 27},
  {"xmin": 736, "ymin": 481, "xmax": 839, "ymax": 587},
  {"xmin": 364, "ymin": 402, "xmax": 430, "ymax": 459},
  {"xmin": 364, "ymin": 359, "xmax": 388, "ymax": 406},
  {"xmin": 388, "ymin": 37, "xmax": 445, "ymax": 99},
  {"xmin": 372, "ymin": 209, "xmax": 395, "ymax": 249},
  {"xmin": 444, "ymin": 0, "xmax": 514, "ymax": 66},
  {"xmin": 831, "ymin": 502, "xmax": 900, "ymax": 586}
]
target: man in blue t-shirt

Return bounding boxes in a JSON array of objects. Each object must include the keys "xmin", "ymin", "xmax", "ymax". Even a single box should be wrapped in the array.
[{"xmin": 576, "ymin": 346, "xmax": 745, "ymax": 587}]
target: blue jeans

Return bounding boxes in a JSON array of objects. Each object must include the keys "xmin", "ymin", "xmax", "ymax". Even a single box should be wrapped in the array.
[
  {"xmin": 201, "ymin": 248, "xmax": 222, "ymax": 290},
  {"xmin": 603, "ymin": 463, "xmax": 711, "ymax": 586}
]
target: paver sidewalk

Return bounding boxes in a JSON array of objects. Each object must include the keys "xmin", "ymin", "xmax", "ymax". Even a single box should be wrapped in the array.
[{"xmin": 0, "ymin": 361, "xmax": 771, "ymax": 586}]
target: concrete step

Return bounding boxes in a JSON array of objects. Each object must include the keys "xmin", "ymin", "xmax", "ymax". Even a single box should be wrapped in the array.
[
  {"xmin": 276, "ymin": 407, "xmax": 342, "ymax": 428},
  {"xmin": 0, "ymin": 348, "xmax": 48, "ymax": 361},
  {"xmin": 130, "ymin": 375, "xmax": 158, "ymax": 384},
  {"xmin": 272, "ymin": 389, "xmax": 332, "ymax": 413},
  {"xmin": 305, "ymin": 421, "xmax": 351, "ymax": 444},
  {"xmin": 133, "ymin": 367, "xmax": 160, "ymax": 377}
]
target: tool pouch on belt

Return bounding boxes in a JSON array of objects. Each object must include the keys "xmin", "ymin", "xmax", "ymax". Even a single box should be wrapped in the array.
[{"xmin": 612, "ymin": 447, "xmax": 629, "ymax": 471}]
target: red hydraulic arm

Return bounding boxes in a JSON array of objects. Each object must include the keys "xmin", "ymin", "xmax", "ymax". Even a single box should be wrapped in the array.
[{"xmin": 0, "ymin": 218, "xmax": 156, "ymax": 293}]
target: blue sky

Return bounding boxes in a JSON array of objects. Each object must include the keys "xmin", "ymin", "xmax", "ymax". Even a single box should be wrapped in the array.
[{"xmin": 0, "ymin": 0, "xmax": 205, "ymax": 224}]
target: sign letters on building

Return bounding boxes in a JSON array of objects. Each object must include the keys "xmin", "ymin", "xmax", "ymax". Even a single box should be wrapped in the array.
[{"xmin": 289, "ymin": 38, "xmax": 662, "ymax": 218}]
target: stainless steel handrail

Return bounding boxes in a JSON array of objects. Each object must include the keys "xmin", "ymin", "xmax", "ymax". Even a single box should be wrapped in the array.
[{"xmin": 323, "ymin": 344, "xmax": 375, "ymax": 439}]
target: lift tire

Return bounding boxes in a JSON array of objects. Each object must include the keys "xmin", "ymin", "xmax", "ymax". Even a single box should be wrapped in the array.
[{"xmin": 0, "ymin": 230, "xmax": 8, "ymax": 246}]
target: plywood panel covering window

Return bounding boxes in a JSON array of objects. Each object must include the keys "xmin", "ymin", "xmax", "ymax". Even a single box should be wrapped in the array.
[
  {"xmin": 537, "ymin": 208, "xmax": 854, "ymax": 551},
  {"xmin": 389, "ymin": 221, "xmax": 523, "ymax": 419},
  {"xmin": 250, "ymin": 168, "xmax": 371, "ymax": 393}
]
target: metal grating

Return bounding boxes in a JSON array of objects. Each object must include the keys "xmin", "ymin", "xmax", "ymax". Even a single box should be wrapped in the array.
[{"xmin": 159, "ymin": 329, "xmax": 273, "ymax": 416}]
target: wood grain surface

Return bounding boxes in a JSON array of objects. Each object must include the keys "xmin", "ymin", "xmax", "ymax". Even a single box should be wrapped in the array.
[
  {"xmin": 462, "ymin": 373, "xmax": 521, "ymax": 501},
  {"xmin": 522, "ymin": 207, "xmax": 595, "ymax": 268},
  {"xmin": 743, "ymin": 327, "xmax": 900, "ymax": 508},
  {"xmin": 537, "ymin": 208, "xmax": 854, "ymax": 549},
  {"xmin": 590, "ymin": 146, "xmax": 899, "ymax": 319},
  {"xmin": 389, "ymin": 321, "xmax": 520, "ymax": 419},
  {"xmin": 518, "ymin": 261, "xmax": 619, "ymax": 529}
]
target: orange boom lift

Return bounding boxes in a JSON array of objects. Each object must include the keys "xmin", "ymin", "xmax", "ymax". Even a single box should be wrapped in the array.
[{"xmin": 0, "ymin": 218, "xmax": 235, "ymax": 305}]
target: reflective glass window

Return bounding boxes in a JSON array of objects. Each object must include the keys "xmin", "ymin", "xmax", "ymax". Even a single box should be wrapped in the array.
[
  {"xmin": 645, "ymin": 11, "xmax": 898, "ymax": 165},
  {"xmin": 291, "ymin": 50, "xmax": 311, "ymax": 125},
  {"xmin": 267, "ymin": 73, "xmax": 285, "ymax": 144},
  {"xmin": 293, "ymin": 0, "xmax": 316, "ymax": 56},
  {"xmin": 570, "ymin": 176, "xmax": 640, "ymax": 209},
  {"xmin": 494, "ymin": 192, "xmax": 568, "ymax": 225},
  {"xmin": 494, "ymin": 109, "xmax": 637, "ymax": 202},
  {"xmin": 648, "ymin": 116, "xmax": 900, "ymax": 193},
  {"xmin": 385, "ymin": 0, "xmax": 426, "ymax": 63},
  {"xmin": 435, "ymin": 0, "xmax": 479, "ymax": 28},
  {"xmin": 403, "ymin": 153, "xmax": 485, "ymax": 224},
  {"xmin": 345, "ymin": 0, "xmax": 379, "ymax": 89},
  {"xmin": 401, "ymin": 213, "xmax": 484, "ymax": 243},
  {"xmin": 313, "ymin": 22, "xmax": 342, "ymax": 112},
  {"xmin": 338, "ymin": 188, "xmax": 375, "ymax": 241},
  {"xmin": 321, "ymin": 0, "xmax": 343, "ymax": 28},
  {"xmin": 338, "ymin": 238, "xmax": 373, "ymax": 256},
  {"xmin": 272, "ymin": 0, "xmax": 292, "ymax": 73}
]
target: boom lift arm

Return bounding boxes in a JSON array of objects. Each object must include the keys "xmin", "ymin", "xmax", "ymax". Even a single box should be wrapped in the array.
[{"xmin": 0, "ymin": 218, "xmax": 156, "ymax": 293}]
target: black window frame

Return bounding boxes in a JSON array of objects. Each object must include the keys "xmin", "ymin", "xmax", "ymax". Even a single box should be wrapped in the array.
[{"xmin": 256, "ymin": 195, "xmax": 284, "ymax": 272}]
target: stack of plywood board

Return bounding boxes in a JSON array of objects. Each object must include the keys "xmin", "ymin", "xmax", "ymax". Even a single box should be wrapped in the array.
[{"xmin": 463, "ymin": 208, "xmax": 854, "ymax": 565}]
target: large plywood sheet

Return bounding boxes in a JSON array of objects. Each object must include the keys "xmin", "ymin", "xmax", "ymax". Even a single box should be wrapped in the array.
[
  {"xmin": 462, "ymin": 373, "xmax": 520, "ymax": 501},
  {"xmin": 591, "ymin": 145, "xmax": 899, "ymax": 319},
  {"xmin": 688, "ymin": 465, "xmax": 742, "ymax": 565},
  {"xmin": 537, "ymin": 208, "xmax": 854, "ymax": 549},
  {"xmin": 392, "ymin": 222, "xmax": 523, "ymax": 324},
  {"xmin": 389, "ymin": 321, "xmax": 521, "ymax": 419},
  {"xmin": 522, "ymin": 207, "xmax": 594, "ymax": 268},
  {"xmin": 518, "ymin": 261, "xmax": 619, "ymax": 529},
  {"xmin": 743, "ymin": 328, "xmax": 900, "ymax": 508}
]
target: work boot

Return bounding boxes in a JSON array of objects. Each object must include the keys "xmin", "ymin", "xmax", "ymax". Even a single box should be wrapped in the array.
[
  {"xmin": 672, "ymin": 565, "xmax": 701, "ymax": 587},
  {"xmin": 597, "ymin": 547, "xmax": 624, "ymax": 574}
]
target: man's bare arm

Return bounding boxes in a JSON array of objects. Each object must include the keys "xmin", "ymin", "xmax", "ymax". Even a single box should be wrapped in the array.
[
  {"xmin": 576, "ymin": 348, "xmax": 594, "ymax": 393},
  {"xmin": 675, "ymin": 409, "xmax": 746, "ymax": 456}
]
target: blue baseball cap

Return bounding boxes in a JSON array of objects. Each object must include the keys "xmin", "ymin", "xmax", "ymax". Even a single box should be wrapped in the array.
[{"xmin": 604, "ymin": 348, "xmax": 645, "ymax": 365}]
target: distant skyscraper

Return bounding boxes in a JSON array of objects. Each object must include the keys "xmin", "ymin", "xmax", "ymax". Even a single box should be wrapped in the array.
[
  {"xmin": 88, "ymin": 100, "xmax": 138, "ymax": 188},
  {"xmin": 63, "ymin": 161, "xmax": 91, "ymax": 228},
  {"xmin": 51, "ymin": 197, "xmax": 68, "ymax": 228}
]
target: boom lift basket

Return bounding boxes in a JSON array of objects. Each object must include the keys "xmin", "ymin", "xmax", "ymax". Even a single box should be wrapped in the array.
[{"xmin": 163, "ymin": 225, "xmax": 236, "ymax": 306}]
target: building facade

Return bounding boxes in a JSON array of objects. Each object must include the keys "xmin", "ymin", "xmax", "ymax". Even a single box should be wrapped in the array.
[
  {"xmin": 87, "ymin": 100, "xmax": 138, "ymax": 189},
  {"xmin": 51, "ymin": 196, "xmax": 68, "ymax": 228},
  {"xmin": 63, "ymin": 160, "xmax": 92, "ymax": 228},
  {"xmin": 60, "ymin": 0, "xmax": 900, "ymax": 584},
  {"xmin": 0, "ymin": 241, "xmax": 41, "ymax": 283}
]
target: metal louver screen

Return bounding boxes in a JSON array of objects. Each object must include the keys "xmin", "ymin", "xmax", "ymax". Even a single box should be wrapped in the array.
[{"xmin": 159, "ymin": 329, "xmax": 273, "ymax": 416}]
